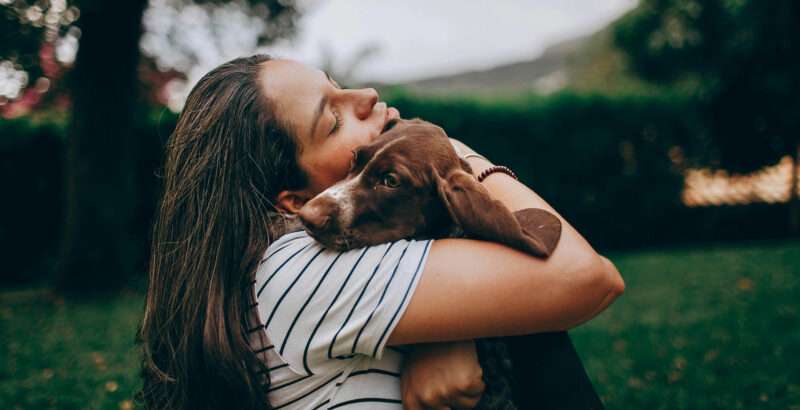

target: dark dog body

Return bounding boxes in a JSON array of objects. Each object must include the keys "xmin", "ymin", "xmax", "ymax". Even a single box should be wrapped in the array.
[{"xmin": 298, "ymin": 119, "xmax": 602, "ymax": 409}]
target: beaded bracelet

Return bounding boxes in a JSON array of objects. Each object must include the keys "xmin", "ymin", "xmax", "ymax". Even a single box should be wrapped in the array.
[{"xmin": 477, "ymin": 165, "xmax": 518, "ymax": 182}]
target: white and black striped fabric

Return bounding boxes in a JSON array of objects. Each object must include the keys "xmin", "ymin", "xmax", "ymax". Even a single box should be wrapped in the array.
[{"xmin": 251, "ymin": 229, "xmax": 433, "ymax": 409}]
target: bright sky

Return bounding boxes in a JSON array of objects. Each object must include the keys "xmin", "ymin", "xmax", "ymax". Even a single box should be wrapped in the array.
[
  {"xmin": 2, "ymin": 0, "xmax": 638, "ymax": 111},
  {"xmin": 264, "ymin": 0, "xmax": 638, "ymax": 84}
]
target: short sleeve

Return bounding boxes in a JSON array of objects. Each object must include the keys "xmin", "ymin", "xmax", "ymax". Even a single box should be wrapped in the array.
[{"xmin": 255, "ymin": 230, "xmax": 432, "ymax": 375}]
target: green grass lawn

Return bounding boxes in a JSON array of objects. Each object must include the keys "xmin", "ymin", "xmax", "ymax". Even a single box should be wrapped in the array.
[
  {"xmin": 571, "ymin": 240, "xmax": 800, "ymax": 409},
  {"xmin": 2, "ymin": 240, "xmax": 799, "ymax": 409}
]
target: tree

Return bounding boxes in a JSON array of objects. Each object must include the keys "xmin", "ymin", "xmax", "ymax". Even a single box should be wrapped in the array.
[
  {"xmin": 613, "ymin": 0, "xmax": 800, "ymax": 231},
  {"xmin": 1, "ymin": 0, "xmax": 299, "ymax": 292}
]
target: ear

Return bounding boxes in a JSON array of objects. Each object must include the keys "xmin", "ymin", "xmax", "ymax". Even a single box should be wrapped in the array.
[
  {"xmin": 435, "ymin": 169, "xmax": 562, "ymax": 257},
  {"xmin": 275, "ymin": 189, "xmax": 314, "ymax": 214}
]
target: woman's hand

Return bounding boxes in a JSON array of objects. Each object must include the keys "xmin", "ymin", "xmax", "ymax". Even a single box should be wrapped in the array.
[{"xmin": 401, "ymin": 341, "xmax": 485, "ymax": 409}]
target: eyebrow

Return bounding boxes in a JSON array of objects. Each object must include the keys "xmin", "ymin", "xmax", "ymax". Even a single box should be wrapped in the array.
[{"xmin": 309, "ymin": 71, "xmax": 338, "ymax": 138}]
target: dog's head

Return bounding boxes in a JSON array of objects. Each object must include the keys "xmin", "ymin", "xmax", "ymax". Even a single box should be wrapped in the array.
[{"xmin": 298, "ymin": 118, "xmax": 560, "ymax": 257}]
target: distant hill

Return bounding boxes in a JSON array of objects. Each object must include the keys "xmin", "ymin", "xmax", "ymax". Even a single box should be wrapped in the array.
[{"xmin": 372, "ymin": 22, "xmax": 656, "ymax": 97}]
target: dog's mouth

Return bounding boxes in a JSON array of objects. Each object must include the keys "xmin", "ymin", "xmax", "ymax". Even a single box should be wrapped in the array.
[{"xmin": 301, "ymin": 222, "xmax": 359, "ymax": 252}]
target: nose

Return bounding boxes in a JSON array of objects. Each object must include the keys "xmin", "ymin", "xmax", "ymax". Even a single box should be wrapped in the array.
[
  {"xmin": 298, "ymin": 200, "xmax": 332, "ymax": 230},
  {"xmin": 351, "ymin": 88, "xmax": 378, "ymax": 120}
]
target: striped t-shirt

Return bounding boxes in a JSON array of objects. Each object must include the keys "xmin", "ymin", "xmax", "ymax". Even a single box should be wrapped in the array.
[{"xmin": 251, "ymin": 229, "xmax": 433, "ymax": 409}]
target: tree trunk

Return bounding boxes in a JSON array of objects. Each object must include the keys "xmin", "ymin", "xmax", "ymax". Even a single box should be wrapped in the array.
[{"xmin": 55, "ymin": 0, "xmax": 147, "ymax": 293}]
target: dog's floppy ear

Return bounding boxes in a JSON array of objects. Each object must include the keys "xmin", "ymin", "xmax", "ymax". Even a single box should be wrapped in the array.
[{"xmin": 435, "ymin": 169, "xmax": 562, "ymax": 257}]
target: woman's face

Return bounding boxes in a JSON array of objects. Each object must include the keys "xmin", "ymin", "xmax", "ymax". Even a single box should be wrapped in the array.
[{"xmin": 260, "ymin": 59, "xmax": 400, "ymax": 200}]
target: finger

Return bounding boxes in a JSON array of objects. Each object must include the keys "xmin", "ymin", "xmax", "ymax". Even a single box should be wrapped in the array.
[
  {"xmin": 460, "ymin": 378, "xmax": 486, "ymax": 396},
  {"xmin": 403, "ymin": 396, "xmax": 422, "ymax": 410},
  {"xmin": 449, "ymin": 393, "xmax": 482, "ymax": 409}
]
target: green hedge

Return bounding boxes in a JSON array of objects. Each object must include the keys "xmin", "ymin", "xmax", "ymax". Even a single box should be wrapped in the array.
[
  {"xmin": 0, "ymin": 110, "xmax": 177, "ymax": 285},
  {"xmin": 383, "ymin": 90, "xmax": 792, "ymax": 248},
  {"xmin": 1, "ymin": 93, "xmax": 792, "ymax": 284}
]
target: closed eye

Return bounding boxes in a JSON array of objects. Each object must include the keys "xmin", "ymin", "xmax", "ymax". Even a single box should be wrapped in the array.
[{"xmin": 330, "ymin": 111, "xmax": 343, "ymax": 135}]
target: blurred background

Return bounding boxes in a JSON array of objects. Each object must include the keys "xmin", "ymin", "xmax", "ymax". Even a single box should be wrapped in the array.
[{"xmin": 1, "ymin": 0, "xmax": 798, "ymax": 408}]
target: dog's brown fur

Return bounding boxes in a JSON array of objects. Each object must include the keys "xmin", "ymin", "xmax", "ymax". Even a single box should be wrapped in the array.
[
  {"xmin": 294, "ymin": 119, "xmax": 599, "ymax": 410},
  {"xmin": 298, "ymin": 118, "xmax": 561, "ymax": 258}
]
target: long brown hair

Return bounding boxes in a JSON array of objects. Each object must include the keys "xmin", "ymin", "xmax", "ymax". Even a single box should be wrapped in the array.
[{"xmin": 136, "ymin": 54, "xmax": 307, "ymax": 409}]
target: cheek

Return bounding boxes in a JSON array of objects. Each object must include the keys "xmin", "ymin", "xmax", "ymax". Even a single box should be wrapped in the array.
[{"xmin": 305, "ymin": 148, "xmax": 354, "ymax": 193}]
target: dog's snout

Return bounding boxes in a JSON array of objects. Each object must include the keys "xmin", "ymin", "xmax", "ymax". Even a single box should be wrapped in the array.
[{"xmin": 298, "ymin": 200, "xmax": 332, "ymax": 230}]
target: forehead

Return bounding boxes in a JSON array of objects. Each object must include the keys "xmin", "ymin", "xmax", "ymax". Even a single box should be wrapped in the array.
[{"xmin": 259, "ymin": 59, "xmax": 327, "ymax": 137}]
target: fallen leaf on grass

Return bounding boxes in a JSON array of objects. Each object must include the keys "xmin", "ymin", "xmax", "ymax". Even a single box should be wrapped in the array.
[
  {"xmin": 105, "ymin": 381, "xmax": 119, "ymax": 392},
  {"xmin": 91, "ymin": 352, "xmax": 106, "ymax": 365},
  {"xmin": 672, "ymin": 337, "xmax": 686, "ymax": 349},
  {"xmin": 737, "ymin": 277, "xmax": 752, "ymax": 291},
  {"xmin": 92, "ymin": 351, "xmax": 108, "ymax": 371},
  {"xmin": 628, "ymin": 377, "xmax": 644, "ymax": 389},
  {"xmin": 672, "ymin": 356, "xmax": 687, "ymax": 370},
  {"xmin": 704, "ymin": 349, "xmax": 720, "ymax": 362}
]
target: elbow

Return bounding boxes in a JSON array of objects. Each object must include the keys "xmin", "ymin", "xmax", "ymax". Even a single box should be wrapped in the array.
[
  {"xmin": 556, "ymin": 254, "xmax": 624, "ymax": 331},
  {"xmin": 602, "ymin": 255, "xmax": 625, "ymax": 297},
  {"xmin": 587, "ymin": 255, "xmax": 624, "ymax": 304}
]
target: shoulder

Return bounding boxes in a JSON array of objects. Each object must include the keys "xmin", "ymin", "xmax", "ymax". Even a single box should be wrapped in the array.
[
  {"xmin": 253, "ymin": 232, "xmax": 433, "ymax": 372},
  {"xmin": 259, "ymin": 230, "xmax": 433, "ymax": 278}
]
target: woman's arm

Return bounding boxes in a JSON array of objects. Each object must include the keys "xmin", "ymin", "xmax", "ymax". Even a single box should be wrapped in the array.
[{"xmin": 387, "ymin": 143, "xmax": 624, "ymax": 346}]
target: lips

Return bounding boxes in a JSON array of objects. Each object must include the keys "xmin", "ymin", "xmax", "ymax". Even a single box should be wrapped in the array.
[
  {"xmin": 386, "ymin": 107, "xmax": 400, "ymax": 120},
  {"xmin": 381, "ymin": 105, "xmax": 401, "ymax": 133}
]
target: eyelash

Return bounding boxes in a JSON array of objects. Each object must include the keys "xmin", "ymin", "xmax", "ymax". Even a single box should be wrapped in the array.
[{"xmin": 330, "ymin": 112, "xmax": 343, "ymax": 135}]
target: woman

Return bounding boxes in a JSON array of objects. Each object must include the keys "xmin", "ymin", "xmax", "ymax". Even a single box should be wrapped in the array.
[{"xmin": 137, "ymin": 54, "xmax": 624, "ymax": 409}]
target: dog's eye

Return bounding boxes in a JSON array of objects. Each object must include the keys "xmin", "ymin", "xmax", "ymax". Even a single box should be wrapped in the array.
[{"xmin": 381, "ymin": 173, "xmax": 400, "ymax": 188}]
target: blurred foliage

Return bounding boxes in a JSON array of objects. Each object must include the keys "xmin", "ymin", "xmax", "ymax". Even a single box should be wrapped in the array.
[
  {"xmin": 613, "ymin": 0, "xmax": 800, "ymax": 174},
  {"xmin": 0, "ymin": 0, "xmax": 79, "ymax": 96},
  {"xmin": 3, "ymin": 87, "xmax": 797, "ymax": 284},
  {"xmin": 0, "ymin": 108, "xmax": 178, "ymax": 285},
  {"xmin": 2, "ymin": 0, "xmax": 301, "ymax": 293},
  {"xmin": 383, "ymin": 89, "xmax": 795, "ymax": 249}
]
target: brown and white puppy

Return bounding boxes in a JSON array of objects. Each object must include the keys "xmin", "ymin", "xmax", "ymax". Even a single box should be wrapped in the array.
[
  {"xmin": 297, "ymin": 118, "xmax": 561, "ymax": 258},
  {"xmin": 297, "ymin": 119, "xmax": 602, "ymax": 410}
]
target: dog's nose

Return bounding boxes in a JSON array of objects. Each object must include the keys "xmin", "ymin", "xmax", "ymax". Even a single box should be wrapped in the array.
[{"xmin": 298, "ymin": 201, "xmax": 331, "ymax": 230}]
